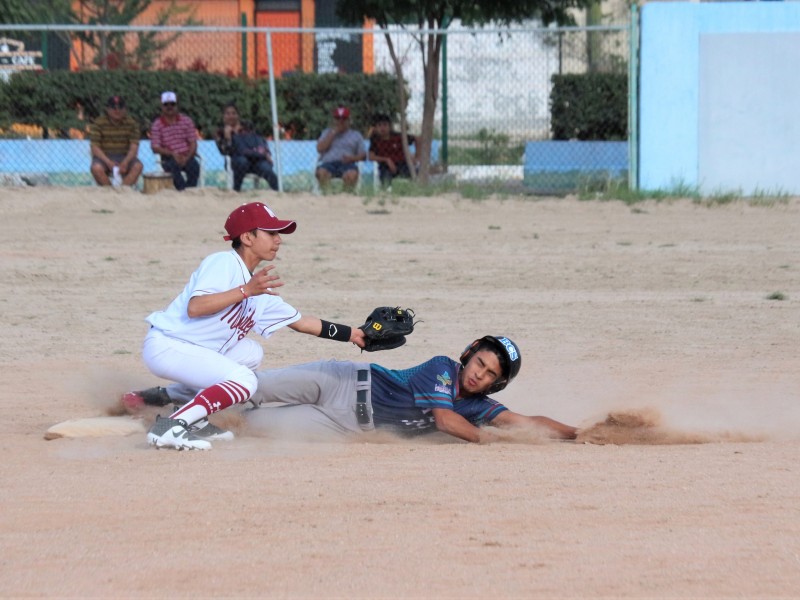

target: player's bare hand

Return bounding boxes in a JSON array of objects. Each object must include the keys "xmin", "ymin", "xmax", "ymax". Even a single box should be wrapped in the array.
[
  {"xmin": 248, "ymin": 265, "xmax": 284, "ymax": 296},
  {"xmin": 350, "ymin": 327, "xmax": 366, "ymax": 349}
]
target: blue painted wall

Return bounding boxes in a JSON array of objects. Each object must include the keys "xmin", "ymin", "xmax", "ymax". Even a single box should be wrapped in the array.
[
  {"xmin": 0, "ymin": 140, "xmax": 315, "ymax": 176},
  {"xmin": 639, "ymin": 2, "xmax": 800, "ymax": 193},
  {"xmin": 0, "ymin": 139, "xmax": 441, "ymax": 182},
  {"xmin": 522, "ymin": 140, "xmax": 627, "ymax": 193}
]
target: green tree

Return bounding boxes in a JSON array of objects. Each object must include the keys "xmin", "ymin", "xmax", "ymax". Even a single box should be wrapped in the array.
[
  {"xmin": 0, "ymin": 0, "xmax": 72, "ymax": 24},
  {"xmin": 72, "ymin": 0, "xmax": 200, "ymax": 70},
  {"xmin": 337, "ymin": 0, "xmax": 594, "ymax": 183}
]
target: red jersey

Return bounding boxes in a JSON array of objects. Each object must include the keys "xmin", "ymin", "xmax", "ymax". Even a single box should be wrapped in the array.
[{"xmin": 369, "ymin": 131, "xmax": 415, "ymax": 164}]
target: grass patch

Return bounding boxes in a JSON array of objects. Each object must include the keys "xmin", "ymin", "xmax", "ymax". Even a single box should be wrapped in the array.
[
  {"xmin": 766, "ymin": 291, "xmax": 787, "ymax": 301},
  {"xmin": 747, "ymin": 187, "xmax": 791, "ymax": 206},
  {"xmin": 360, "ymin": 176, "xmax": 514, "ymax": 201},
  {"xmin": 350, "ymin": 172, "xmax": 791, "ymax": 205},
  {"xmin": 573, "ymin": 178, "xmax": 791, "ymax": 206},
  {"xmin": 448, "ymin": 129, "xmax": 525, "ymax": 165}
]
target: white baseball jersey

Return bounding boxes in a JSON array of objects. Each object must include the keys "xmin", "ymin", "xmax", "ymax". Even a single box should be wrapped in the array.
[{"xmin": 146, "ymin": 250, "xmax": 301, "ymax": 353}]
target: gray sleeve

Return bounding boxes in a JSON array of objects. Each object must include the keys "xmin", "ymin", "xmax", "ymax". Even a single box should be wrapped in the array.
[{"xmin": 355, "ymin": 132, "xmax": 366, "ymax": 156}]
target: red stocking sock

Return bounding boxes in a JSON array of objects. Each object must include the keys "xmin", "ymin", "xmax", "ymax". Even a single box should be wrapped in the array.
[{"xmin": 170, "ymin": 380, "xmax": 250, "ymax": 424}]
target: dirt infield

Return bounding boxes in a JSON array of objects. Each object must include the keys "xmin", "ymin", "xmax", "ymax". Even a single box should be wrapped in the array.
[{"xmin": 1, "ymin": 187, "xmax": 798, "ymax": 598}]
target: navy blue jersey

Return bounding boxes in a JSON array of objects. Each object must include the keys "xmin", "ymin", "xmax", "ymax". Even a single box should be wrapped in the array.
[{"xmin": 369, "ymin": 356, "xmax": 508, "ymax": 436}]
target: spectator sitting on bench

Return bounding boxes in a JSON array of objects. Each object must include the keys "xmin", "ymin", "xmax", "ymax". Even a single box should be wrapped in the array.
[
  {"xmin": 315, "ymin": 106, "xmax": 366, "ymax": 192},
  {"xmin": 368, "ymin": 113, "xmax": 416, "ymax": 187},
  {"xmin": 89, "ymin": 95, "xmax": 143, "ymax": 188},
  {"xmin": 215, "ymin": 103, "xmax": 277, "ymax": 192},
  {"xmin": 150, "ymin": 91, "xmax": 200, "ymax": 191}
]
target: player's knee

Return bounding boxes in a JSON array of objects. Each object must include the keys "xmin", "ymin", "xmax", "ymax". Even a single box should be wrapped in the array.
[
  {"xmin": 228, "ymin": 338, "xmax": 263, "ymax": 370},
  {"xmin": 231, "ymin": 366, "xmax": 258, "ymax": 398}
]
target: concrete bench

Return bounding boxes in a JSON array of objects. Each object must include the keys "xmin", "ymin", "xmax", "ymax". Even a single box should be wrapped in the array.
[
  {"xmin": 523, "ymin": 141, "xmax": 628, "ymax": 193},
  {"xmin": 0, "ymin": 137, "xmax": 438, "ymax": 190}
]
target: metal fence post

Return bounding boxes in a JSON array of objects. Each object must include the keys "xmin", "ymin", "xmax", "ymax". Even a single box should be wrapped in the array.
[
  {"xmin": 240, "ymin": 13, "xmax": 247, "ymax": 77},
  {"xmin": 265, "ymin": 30, "xmax": 283, "ymax": 192},
  {"xmin": 41, "ymin": 31, "xmax": 48, "ymax": 70},
  {"xmin": 628, "ymin": 4, "xmax": 640, "ymax": 191},
  {"xmin": 441, "ymin": 30, "xmax": 448, "ymax": 166}
]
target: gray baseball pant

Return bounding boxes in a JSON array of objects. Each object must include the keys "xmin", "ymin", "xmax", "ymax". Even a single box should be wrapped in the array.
[{"xmin": 244, "ymin": 360, "xmax": 374, "ymax": 440}]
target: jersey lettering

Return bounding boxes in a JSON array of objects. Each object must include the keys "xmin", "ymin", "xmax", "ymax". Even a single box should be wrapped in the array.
[
  {"xmin": 399, "ymin": 417, "xmax": 436, "ymax": 429},
  {"xmin": 220, "ymin": 302, "xmax": 257, "ymax": 340}
]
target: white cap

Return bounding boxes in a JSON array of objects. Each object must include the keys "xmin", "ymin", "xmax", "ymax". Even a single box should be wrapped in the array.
[{"xmin": 161, "ymin": 91, "xmax": 177, "ymax": 104}]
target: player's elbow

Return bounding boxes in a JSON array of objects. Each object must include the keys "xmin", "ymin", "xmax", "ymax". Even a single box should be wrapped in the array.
[{"xmin": 186, "ymin": 298, "xmax": 204, "ymax": 319}]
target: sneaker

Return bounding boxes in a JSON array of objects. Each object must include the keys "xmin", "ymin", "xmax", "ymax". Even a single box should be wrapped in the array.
[
  {"xmin": 147, "ymin": 415, "xmax": 211, "ymax": 450},
  {"xmin": 191, "ymin": 419, "xmax": 235, "ymax": 442},
  {"xmin": 122, "ymin": 386, "xmax": 172, "ymax": 412}
]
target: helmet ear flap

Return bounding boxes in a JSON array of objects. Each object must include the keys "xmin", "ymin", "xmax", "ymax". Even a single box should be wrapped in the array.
[{"xmin": 459, "ymin": 339, "xmax": 481, "ymax": 367}]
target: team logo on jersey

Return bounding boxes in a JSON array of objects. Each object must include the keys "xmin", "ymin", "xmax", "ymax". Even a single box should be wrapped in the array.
[{"xmin": 434, "ymin": 371, "xmax": 453, "ymax": 394}]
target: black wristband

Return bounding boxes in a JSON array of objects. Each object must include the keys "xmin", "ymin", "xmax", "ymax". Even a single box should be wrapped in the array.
[{"xmin": 319, "ymin": 320, "xmax": 352, "ymax": 342}]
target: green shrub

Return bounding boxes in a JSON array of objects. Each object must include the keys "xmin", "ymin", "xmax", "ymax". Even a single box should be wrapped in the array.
[
  {"xmin": 0, "ymin": 69, "xmax": 401, "ymax": 140},
  {"xmin": 550, "ymin": 72, "xmax": 627, "ymax": 141}
]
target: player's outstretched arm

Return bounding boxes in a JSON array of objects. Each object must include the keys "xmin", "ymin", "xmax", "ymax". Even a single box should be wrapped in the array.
[
  {"xmin": 289, "ymin": 315, "xmax": 366, "ymax": 348},
  {"xmin": 431, "ymin": 408, "xmax": 496, "ymax": 444},
  {"xmin": 489, "ymin": 411, "xmax": 577, "ymax": 440}
]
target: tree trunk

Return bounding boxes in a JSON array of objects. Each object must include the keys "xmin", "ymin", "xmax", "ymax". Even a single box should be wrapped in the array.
[
  {"xmin": 416, "ymin": 22, "xmax": 442, "ymax": 185},
  {"xmin": 382, "ymin": 29, "xmax": 416, "ymax": 180},
  {"xmin": 99, "ymin": 31, "xmax": 108, "ymax": 70}
]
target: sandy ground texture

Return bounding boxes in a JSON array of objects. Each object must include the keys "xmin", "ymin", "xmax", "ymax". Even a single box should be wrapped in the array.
[{"xmin": 0, "ymin": 186, "xmax": 799, "ymax": 599}]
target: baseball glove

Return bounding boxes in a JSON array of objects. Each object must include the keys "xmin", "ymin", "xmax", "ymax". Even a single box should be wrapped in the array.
[{"xmin": 359, "ymin": 306, "xmax": 416, "ymax": 352}]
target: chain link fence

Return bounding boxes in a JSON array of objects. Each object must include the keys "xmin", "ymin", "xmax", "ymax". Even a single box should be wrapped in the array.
[{"xmin": 0, "ymin": 22, "xmax": 630, "ymax": 192}]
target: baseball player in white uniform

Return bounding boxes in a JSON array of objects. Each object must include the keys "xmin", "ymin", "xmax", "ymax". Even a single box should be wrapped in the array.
[{"xmin": 142, "ymin": 201, "xmax": 366, "ymax": 450}]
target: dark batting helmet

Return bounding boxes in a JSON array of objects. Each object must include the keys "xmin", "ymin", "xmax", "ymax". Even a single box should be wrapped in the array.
[{"xmin": 459, "ymin": 335, "xmax": 522, "ymax": 394}]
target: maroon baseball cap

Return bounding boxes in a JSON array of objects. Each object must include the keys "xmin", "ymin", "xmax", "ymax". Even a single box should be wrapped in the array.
[
  {"xmin": 223, "ymin": 202, "xmax": 297, "ymax": 241},
  {"xmin": 333, "ymin": 106, "xmax": 350, "ymax": 119}
]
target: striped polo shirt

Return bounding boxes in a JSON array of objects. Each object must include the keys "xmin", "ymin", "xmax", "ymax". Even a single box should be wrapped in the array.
[
  {"xmin": 150, "ymin": 114, "xmax": 197, "ymax": 155},
  {"xmin": 89, "ymin": 115, "xmax": 140, "ymax": 154}
]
